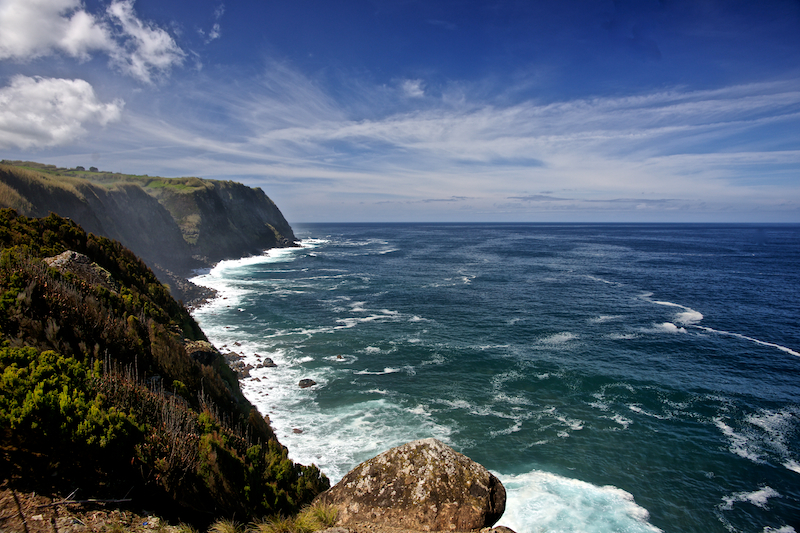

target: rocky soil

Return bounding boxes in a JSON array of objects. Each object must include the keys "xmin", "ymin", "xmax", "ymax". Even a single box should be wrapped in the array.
[{"xmin": 0, "ymin": 484, "xmax": 184, "ymax": 533}]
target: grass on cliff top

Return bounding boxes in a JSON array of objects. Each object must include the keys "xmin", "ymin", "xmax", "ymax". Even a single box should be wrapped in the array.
[{"xmin": 0, "ymin": 160, "xmax": 212, "ymax": 194}]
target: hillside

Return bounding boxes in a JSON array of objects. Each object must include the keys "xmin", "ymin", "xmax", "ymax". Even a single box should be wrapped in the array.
[
  {"xmin": 0, "ymin": 209, "xmax": 328, "ymax": 527},
  {"xmin": 0, "ymin": 161, "xmax": 297, "ymax": 303}
]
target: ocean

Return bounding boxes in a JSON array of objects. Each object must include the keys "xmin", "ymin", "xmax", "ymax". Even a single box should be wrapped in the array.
[{"xmin": 190, "ymin": 223, "xmax": 800, "ymax": 533}]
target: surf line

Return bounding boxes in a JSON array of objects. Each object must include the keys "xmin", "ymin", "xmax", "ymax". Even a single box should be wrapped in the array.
[
  {"xmin": 643, "ymin": 294, "xmax": 799, "ymax": 357},
  {"xmin": 693, "ymin": 325, "xmax": 800, "ymax": 358}
]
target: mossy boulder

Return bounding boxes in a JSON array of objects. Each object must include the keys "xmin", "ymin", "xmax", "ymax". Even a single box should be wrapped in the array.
[{"xmin": 317, "ymin": 438, "xmax": 506, "ymax": 531}]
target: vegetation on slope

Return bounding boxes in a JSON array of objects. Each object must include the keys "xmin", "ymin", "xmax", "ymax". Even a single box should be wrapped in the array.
[{"xmin": 0, "ymin": 209, "xmax": 328, "ymax": 526}]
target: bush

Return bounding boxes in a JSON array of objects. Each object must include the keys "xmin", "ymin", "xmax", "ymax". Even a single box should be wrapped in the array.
[{"xmin": 0, "ymin": 347, "xmax": 139, "ymax": 448}]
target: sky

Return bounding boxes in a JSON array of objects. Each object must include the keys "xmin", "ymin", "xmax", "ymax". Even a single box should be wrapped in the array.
[{"xmin": 0, "ymin": 0, "xmax": 799, "ymax": 223}]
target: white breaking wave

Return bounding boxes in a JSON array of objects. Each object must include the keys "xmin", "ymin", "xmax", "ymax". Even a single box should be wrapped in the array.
[
  {"xmin": 645, "ymin": 296, "xmax": 704, "ymax": 325},
  {"xmin": 497, "ymin": 470, "xmax": 662, "ymax": 533},
  {"xmin": 694, "ymin": 325, "xmax": 800, "ymax": 357},
  {"xmin": 354, "ymin": 367, "xmax": 403, "ymax": 375},
  {"xmin": 720, "ymin": 486, "xmax": 781, "ymax": 511},
  {"xmin": 653, "ymin": 322, "xmax": 687, "ymax": 334}
]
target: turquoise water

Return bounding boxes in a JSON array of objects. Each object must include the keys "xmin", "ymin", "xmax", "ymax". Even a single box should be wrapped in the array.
[{"xmin": 191, "ymin": 224, "xmax": 800, "ymax": 533}]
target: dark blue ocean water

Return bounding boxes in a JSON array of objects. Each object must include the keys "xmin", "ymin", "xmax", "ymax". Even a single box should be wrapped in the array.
[{"xmin": 191, "ymin": 224, "xmax": 800, "ymax": 533}]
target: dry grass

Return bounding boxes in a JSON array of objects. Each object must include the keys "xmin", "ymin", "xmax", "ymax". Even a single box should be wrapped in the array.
[
  {"xmin": 247, "ymin": 503, "xmax": 338, "ymax": 533},
  {"xmin": 208, "ymin": 518, "xmax": 243, "ymax": 533},
  {"xmin": 0, "ymin": 180, "xmax": 32, "ymax": 214}
]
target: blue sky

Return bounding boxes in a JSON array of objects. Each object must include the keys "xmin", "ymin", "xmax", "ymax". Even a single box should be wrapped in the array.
[{"xmin": 1, "ymin": 0, "xmax": 798, "ymax": 222}]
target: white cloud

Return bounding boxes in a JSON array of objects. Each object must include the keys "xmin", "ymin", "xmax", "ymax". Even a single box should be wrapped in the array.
[
  {"xmin": 106, "ymin": 0, "xmax": 185, "ymax": 83},
  {"xmin": 206, "ymin": 4, "xmax": 224, "ymax": 41},
  {"xmin": 0, "ymin": 75, "xmax": 123, "ymax": 149},
  {"xmin": 0, "ymin": 0, "xmax": 113, "ymax": 60},
  {"xmin": 0, "ymin": 0, "xmax": 184, "ymax": 82},
  {"xmin": 207, "ymin": 23, "xmax": 221, "ymax": 41},
  {"xmin": 401, "ymin": 79, "xmax": 425, "ymax": 98}
]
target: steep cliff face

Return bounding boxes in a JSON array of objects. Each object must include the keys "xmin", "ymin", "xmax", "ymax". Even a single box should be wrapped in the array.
[
  {"xmin": 155, "ymin": 179, "xmax": 297, "ymax": 264},
  {"xmin": 0, "ymin": 165, "xmax": 196, "ymax": 274},
  {"xmin": 0, "ymin": 162, "xmax": 297, "ymax": 290}
]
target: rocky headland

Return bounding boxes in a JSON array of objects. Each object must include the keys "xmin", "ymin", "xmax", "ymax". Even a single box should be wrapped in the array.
[{"xmin": 0, "ymin": 160, "xmax": 298, "ymax": 305}]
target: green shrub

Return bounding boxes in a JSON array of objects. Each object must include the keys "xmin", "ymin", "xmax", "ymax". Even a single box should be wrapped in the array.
[{"xmin": 0, "ymin": 346, "xmax": 139, "ymax": 450}]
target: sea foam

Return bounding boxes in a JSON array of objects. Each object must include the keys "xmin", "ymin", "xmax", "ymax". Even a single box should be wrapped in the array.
[{"xmin": 497, "ymin": 470, "xmax": 662, "ymax": 533}]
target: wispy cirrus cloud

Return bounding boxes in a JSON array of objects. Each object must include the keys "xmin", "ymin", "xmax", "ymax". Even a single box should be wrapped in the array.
[
  {"xmin": 106, "ymin": 0, "xmax": 185, "ymax": 83},
  {"xmin": 35, "ymin": 66, "xmax": 800, "ymax": 221},
  {"xmin": 199, "ymin": 3, "xmax": 225, "ymax": 43}
]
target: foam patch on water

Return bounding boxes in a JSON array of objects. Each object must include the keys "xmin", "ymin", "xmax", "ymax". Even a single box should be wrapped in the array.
[
  {"xmin": 586, "ymin": 275, "xmax": 620, "ymax": 285},
  {"xmin": 611, "ymin": 414, "xmax": 632, "ymax": 429},
  {"xmin": 714, "ymin": 417, "xmax": 763, "ymax": 463},
  {"xmin": 589, "ymin": 315, "xmax": 623, "ymax": 324},
  {"xmin": 645, "ymin": 297, "xmax": 704, "ymax": 326},
  {"xmin": 539, "ymin": 332, "xmax": 578, "ymax": 344},
  {"xmin": 714, "ymin": 408, "xmax": 800, "ymax": 472},
  {"xmin": 695, "ymin": 326, "xmax": 800, "ymax": 357},
  {"xmin": 628, "ymin": 404, "xmax": 670, "ymax": 420},
  {"xmin": 720, "ymin": 486, "xmax": 781, "ymax": 510},
  {"xmin": 497, "ymin": 470, "xmax": 662, "ymax": 533},
  {"xmin": 354, "ymin": 367, "xmax": 403, "ymax": 375},
  {"xmin": 653, "ymin": 322, "xmax": 687, "ymax": 333},
  {"xmin": 783, "ymin": 460, "xmax": 800, "ymax": 474}
]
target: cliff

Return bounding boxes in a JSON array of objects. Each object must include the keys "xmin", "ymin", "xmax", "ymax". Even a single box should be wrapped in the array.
[
  {"xmin": 0, "ymin": 161, "xmax": 297, "ymax": 302},
  {"xmin": 0, "ymin": 209, "xmax": 328, "ymax": 526}
]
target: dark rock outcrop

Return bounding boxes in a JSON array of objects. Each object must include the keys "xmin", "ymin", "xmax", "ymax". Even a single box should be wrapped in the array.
[
  {"xmin": 317, "ymin": 438, "xmax": 506, "ymax": 532},
  {"xmin": 185, "ymin": 340, "xmax": 220, "ymax": 366},
  {"xmin": 299, "ymin": 379, "xmax": 317, "ymax": 388}
]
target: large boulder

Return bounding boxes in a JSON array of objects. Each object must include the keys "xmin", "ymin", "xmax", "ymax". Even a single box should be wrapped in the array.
[
  {"xmin": 45, "ymin": 250, "xmax": 119, "ymax": 293},
  {"xmin": 317, "ymin": 438, "xmax": 506, "ymax": 531},
  {"xmin": 184, "ymin": 339, "xmax": 219, "ymax": 366}
]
